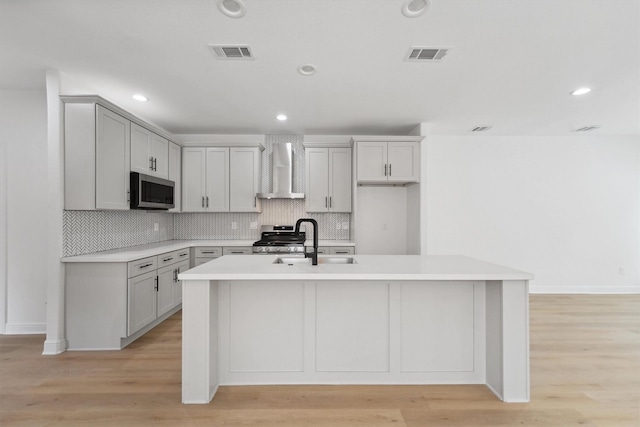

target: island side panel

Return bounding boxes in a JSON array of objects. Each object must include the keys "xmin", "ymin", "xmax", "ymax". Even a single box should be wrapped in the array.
[
  {"xmin": 182, "ymin": 279, "xmax": 218, "ymax": 404},
  {"xmin": 485, "ymin": 280, "xmax": 530, "ymax": 402}
]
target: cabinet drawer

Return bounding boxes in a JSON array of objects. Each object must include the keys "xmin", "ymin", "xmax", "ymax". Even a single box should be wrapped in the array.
[
  {"xmin": 315, "ymin": 247, "xmax": 330, "ymax": 255},
  {"xmin": 158, "ymin": 248, "xmax": 190, "ymax": 268},
  {"xmin": 223, "ymin": 246, "xmax": 253, "ymax": 255},
  {"xmin": 195, "ymin": 247, "xmax": 223, "ymax": 258},
  {"xmin": 330, "ymin": 246, "xmax": 355, "ymax": 255},
  {"xmin": 128, "ymin": 256, "xmax": 158, "ymax": 278}
]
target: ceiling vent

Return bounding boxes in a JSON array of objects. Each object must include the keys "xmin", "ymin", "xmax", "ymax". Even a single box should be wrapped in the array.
[
  {"xmin": 405, "ymin": 47, "xmax": 450, "ymax": 61},
  {"xmin": 573, "ymin": 125, "xmax": 600, "ymax": 132},
  {"xmin": 470, "ymin": 126, "xmax": 492, "ymax": 132},
  {"xmin": 209, "ymin": 45, "xmax": 254, "ymax": 60}
]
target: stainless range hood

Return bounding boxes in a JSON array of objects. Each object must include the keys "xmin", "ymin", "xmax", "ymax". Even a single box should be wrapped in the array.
[{"xmin": 257, "ymin": 143, "xmax": 305, "ymax": 199}]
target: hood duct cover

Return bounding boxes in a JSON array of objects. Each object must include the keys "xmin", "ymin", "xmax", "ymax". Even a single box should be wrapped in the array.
[{"xmin": 257, "ymin": 143, "xmax": 304, "ymax": 199}]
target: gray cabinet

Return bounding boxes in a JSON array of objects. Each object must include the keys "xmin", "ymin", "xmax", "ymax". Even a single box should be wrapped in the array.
[{"xmin": 305, "ymin": 147, "xmax": 352, "ymax": 212}]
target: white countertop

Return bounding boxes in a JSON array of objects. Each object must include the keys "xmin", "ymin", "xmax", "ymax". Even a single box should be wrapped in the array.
[
  {"xmin": 60, "ymin": 239, "xmax": 355, "ymax": 263},
  {"xmin": 179, "ymin": 254, "xmax": 534, "ymax": 281}
]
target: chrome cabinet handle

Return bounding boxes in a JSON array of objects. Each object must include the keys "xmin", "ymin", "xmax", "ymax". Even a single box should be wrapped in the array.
[
  {"xmin": 150, "ymin": 157, "xmax": 154, "ymax": 170},
  {"xmin": 325, "ymin": 196, "xmax": 328, "ymax": 208},
  {"xmin": 179, "ymin": 253, "xmax": 188, "ymax": 257},
  {"xmin": 206, "ymin": 196, "xmax": 209, "ymax": 207},
  {"xmin": 384, "ymin": 164, "xmax": 387, "ymax": 176},
  {"xmin": 329, "ymin": 196, "xmax": 332, "ymax": 208},
  {"xmin": 154, "ymin": 157, "xmax": 157, "ymax": 171},
  {"xmin": 139, "ymin": 263, "xmax": 153, "ymax": 269},
  {"xmin": 127, "ymin": 190, "xmax": 130, "ymax": 202},
  {"xmin": 163, "ymin": 257, "xmax": 173, "ymax": 262},
  {"xmin": 154, "ymin": 276, "xmax": 159, "ymax": 291},
  {"xmin": 202, "ymin": 196, "xmax": 205, "ymax": 208},
  {"xmin": 389, "ymin": 164, "xmax": 392, "ymax": 176}
]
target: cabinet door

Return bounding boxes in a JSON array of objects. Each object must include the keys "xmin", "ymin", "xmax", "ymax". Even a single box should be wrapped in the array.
[
  {"xmin": 173, "ymin": 260, "xmax": 190, "ymax": 306},
  {"xmin": 305, "ymin": 148, "xmax": 330, "ymax": 212},
  {"xmin": 157, "ymin": 264, "xmax": 175, "ymax": 317},
  {"xmin": 96, "ymin": 105, "xmax": 131, "ymax": 210},
  {"xmin": 151, "ymin": 133, "xmax": 169, "ymax": 179},
  {"xmin": 206, "ymin": 147, "xmax": 229, "ymax": 212},
  {"xmin": 182, "ymin": 148, "xmax": 206, "ymax": 212},
  {"xmin": 229, "ymin": 147, "xmax": 261, "ymax": 212},
  {"xmin": 130, "ymin": 123, "xmax": 152, "ymax": 175},
  {"xmin": 329, "ymin": 147, "xmax": 352, "ymax": 212},
  {"xmin": 356, "ymin": 142, "xmax": 387, "ymax": 182},
  {"xmin": 168, "ymin": 142, "xmax": 181, "ymax": 212},
  {"xmin": 127, "ymin": 270, "xmax": 157, "ymax": 335},
  {"xmin": 387, "ymin": 141, "xmax": 419, "ymax": 182}
]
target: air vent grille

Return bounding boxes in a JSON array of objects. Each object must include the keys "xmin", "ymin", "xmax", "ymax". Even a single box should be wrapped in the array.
[
  {"xmin": 405, "ymin": 47, "xmax": 450, "ymax": 61},
  {"xmin": 573, "ymin": 125, "xmax": 601, "ymax": 132},
  {"xmin": 209, "ymin": 45, "xmax": 254, "ymax": 60},
  {"xmin": 470, "ymin": 126, "xmax": 492, "ymax": 132}
]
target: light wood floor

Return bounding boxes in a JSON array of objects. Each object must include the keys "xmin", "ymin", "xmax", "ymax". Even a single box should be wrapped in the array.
[{"xmin": 1, "ymin": 295, "xmax": 638, "ymax": 426}]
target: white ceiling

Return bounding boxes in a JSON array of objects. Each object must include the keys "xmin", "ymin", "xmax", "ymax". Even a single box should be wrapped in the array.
[{"xmin": 1, "ymin": 0, "xmax": 638, "ymax": 136}]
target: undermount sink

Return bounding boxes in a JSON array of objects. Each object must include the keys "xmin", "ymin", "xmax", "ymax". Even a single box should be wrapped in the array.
[{"xmin": 273, "ymin": 256, "xmax": 357, "ymax": 265}]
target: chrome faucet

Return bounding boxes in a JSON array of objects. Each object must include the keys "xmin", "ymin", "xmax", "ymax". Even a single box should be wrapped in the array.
[{"xmin": 295, "ymin": 218, "xmax": 318, "ymax": 265}]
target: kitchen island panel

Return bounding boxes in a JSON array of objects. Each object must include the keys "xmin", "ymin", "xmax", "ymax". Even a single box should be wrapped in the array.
[
  {"xmin": 315, "ymin": 282, "xmax": 390, "ymax": 372},
  {"xmin": 400, "ymin": 281, "xmax": 476, "ymax": 373},
  {"xmin": 226, "ymin": 281, "xmax": 305, "ymax": 373}
]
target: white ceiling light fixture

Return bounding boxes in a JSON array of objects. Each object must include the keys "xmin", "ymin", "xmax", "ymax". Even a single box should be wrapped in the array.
[
  {"xmin": 132, "ymin": 94, "xmax": 148, "ymax": 102},
  {"xmin": 297, "ymin": 64, "xmax": 317, "ymax": 76},
  {"xmin": 218, "ymin": 0, "xmax": 246, "ymax": 18},
  {"xmin": 276, "ymin": 114, "xmax": 287, "ymax": 121},
  {"xmin": 402, "ymin": 0, "xmax": 430, "ymax": 18},
  {"xmin": 571, "ymin": 87, "xmax": 591, "ymax": 96}
]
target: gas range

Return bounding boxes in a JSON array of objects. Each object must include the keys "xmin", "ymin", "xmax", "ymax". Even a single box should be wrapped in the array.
[{"xmin": 252, "ymin": 225, "xmax": 306, "ymax": 254}]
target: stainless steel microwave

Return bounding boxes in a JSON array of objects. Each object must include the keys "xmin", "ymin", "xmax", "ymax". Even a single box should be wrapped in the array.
[{"xmin": 130, "ymin": 172, "xmax": 175, "ymax": 210}]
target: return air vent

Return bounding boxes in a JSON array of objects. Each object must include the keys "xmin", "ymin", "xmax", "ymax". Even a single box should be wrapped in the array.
[
  {"xmin": 405, "ymin": 47, "xmax": 450, "ymax": 61},
  {"xmin": 573, "ymin": 125, "xmax": 601, "ymax": 132},
  {"xmin": 209, "ymin": 45, "xmax": 254, "ymax": 60},
  {"xmin": 470, "ymin": 126, "xmax": 492, "ymax": 132}
]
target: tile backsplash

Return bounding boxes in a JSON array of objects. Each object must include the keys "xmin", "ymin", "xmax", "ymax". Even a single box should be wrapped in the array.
[
  {"xmin": 63, "ymin": 135, "xmax": 351, "ymax": 256},
  {"xmin": 63, "ymin": 210, "xmax": 175, "ymax": 256}
]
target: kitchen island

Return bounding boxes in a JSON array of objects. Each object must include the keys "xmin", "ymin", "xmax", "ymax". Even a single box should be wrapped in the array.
[{"xmin": 179, "ymin": 254, "xmax": 533, "ymax": 404}]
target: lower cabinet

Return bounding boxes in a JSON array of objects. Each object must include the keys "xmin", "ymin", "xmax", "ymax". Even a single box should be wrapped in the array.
[
  {"xmin": 66, "ymin": 248, "xmax": 188, "ymax": 350},
  {"xmin": 314, "ymin": 246, "xmax": 356, "ymax": 255}
]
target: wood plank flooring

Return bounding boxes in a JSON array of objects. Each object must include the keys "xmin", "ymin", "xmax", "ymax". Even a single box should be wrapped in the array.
[{"xmin": 1, "ymin": 295, "xmax": 638, "ymax": 426}]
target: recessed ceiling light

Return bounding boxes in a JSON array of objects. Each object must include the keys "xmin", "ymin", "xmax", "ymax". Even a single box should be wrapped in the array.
[
  {"xmin": 218, "ymin": 0, "xmax": 246, "ymax": 18},
  {"xmin": 297, "ymin": 64, "xmax": 317, "ymax": 76},
  {"xmin": 132, "ymin": 94, "xmax": 148, "ymax": 102},
  {"xmin": 276, "ymin": 114, "xmax": 287, "ymax": 121},
  {"xmin": 402, "ymin": 0, "xmax": 430, "ymax": 17},
  {"xmin": 571, "ymin": 87, "xmax": 591, "ymax": 96}
]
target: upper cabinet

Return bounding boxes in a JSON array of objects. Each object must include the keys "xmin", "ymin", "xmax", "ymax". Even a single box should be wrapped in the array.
[
  {"xmin": 304, "ymin": 145, "xmax": 352, "ymax": 212},
  {"xmin": 182, "ymin": 145, "xmax": 263, "ymax": 213},
  {"xmin": 65, "ymin": 102, "xmax": 131, "ymax": 210},
  {"xmin": 353, "ymin": 137, "xmax": 422, "ymax": 184},
  {"xmin": 63, "ymin": 96, "xmax": 181, "ymax": 211},
  {"xmin": 130, "ymin": 123, "xmax": 169, "ymax": 179},
  {"xmin": 168, "ymin": 142, "xmax": 182, "ymax": 213}
]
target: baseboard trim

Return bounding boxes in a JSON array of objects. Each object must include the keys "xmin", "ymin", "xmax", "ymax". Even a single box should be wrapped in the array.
[
  {"xmin": 529, "ymin": 286, "xmax": 640, "ymax": 294},
  {"xmin": 4, "ymin": 322, "xmax": 46, "ymax": 334},
  {"xmin": 42, "ymin": 339, "xmax": 67, "ymax": 355}
]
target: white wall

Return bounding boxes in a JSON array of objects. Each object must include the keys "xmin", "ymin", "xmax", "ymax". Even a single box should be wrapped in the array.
[
  {"xmin": 424, "ymin": 135, "xmax": 640, "ymax": 293},
  {"xmin": 0, "ymin": 90, "xmax": 48, "ymax": 332}
]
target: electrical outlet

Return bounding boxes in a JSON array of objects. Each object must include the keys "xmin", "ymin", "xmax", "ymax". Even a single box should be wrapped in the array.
[
  {"xmin": 250, "ymin": 222, "xmax": 258, "ymax": 230},
  {"xmin": 154, "ymin": 223, "xmax": 159, "ymax": 231},
  {"xmin": 231, "ymin": 222, "xmax": 238, "ymax": 230},
  {"xmin": 342, "ymin": 222, "xmax": 349, "ymax": 230}
]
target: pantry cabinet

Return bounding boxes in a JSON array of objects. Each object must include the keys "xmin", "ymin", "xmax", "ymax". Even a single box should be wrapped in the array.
[
  {"xmin": 355, "ymin": 138, "xmax": 421, "ymax": 184},
  {"xmin": 130, "ymin": 122, "xmax": 169, "ymax": 179},
  {"xmin": 182, "ymin": 145, "xmax": 262, "ymax": 212},
  {"xmin": 304, "ymin": 146, "xmax": 351, "ymax": 212}
]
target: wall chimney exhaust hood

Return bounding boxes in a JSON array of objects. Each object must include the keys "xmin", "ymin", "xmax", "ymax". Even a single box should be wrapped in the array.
[{"xmin": 257, "ymin": 143, "xmax": 304, "ymax": 199}]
